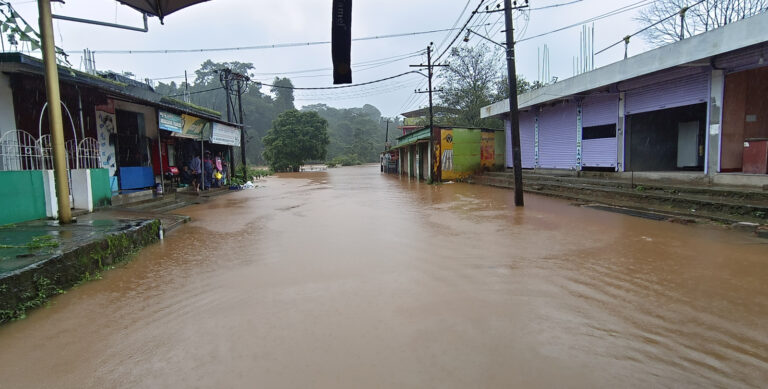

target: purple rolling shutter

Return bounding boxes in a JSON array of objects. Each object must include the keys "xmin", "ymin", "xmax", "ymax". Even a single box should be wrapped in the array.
[
  {"xmin": 582, "ymin": 94, "xmax": 618, "ymax": 127},
  {"xmin": 582, "ymin": 138, "xmax": 617, "ymax": 168},
  {"xmin": 538, "ymin": 103, "xmax": 576, "ymax": 169},
  {"xmin": 624, "ymin": 71, "xmax": 709, "ymax": 115},
  {"xmin": 506, "ymin": 113, "xmax": 535, "ymax": 168},
  {"xmin": 714, "ymin": 42, "xmax": 768, "ymax": 73},
  {"xmin": 582, "ymin": 94, "xmax": 618, "ymax": 168}
]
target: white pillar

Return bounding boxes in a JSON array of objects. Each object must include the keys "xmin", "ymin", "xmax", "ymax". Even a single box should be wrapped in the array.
[
  {"xmin": 708, "ymin": 69, "xmax": 725, "ymax": 175},
  {"xmin": 617, "ymin": 92, "xmax": 626, "ymax": 172},
  {"xmin": 70, "ymin": 169, "xmax": 93, "ymax": 212},
  {"xmin": 42, "ymin": 169, "xmax": 58, "ymax": 218}
]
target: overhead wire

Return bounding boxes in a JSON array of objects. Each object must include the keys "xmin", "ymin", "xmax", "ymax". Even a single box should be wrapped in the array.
[
  {"xmin": 434, "ymin": 0, "xmax": 490, "ymax": 63},
  {"xmin": 75, "ymin": 25, "xmax": 490, "ymax": 55},
  {"xmin": 516, "ymin": 0, "xmax": 653, "ymax": 43},
  {"xmin": 595, "ymin": 0, "xmax": 706, "ymax": 55}
]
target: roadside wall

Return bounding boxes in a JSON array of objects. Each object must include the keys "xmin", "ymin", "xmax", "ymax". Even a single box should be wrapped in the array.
[
  {"xmin": 90, "ymin": 168, "xmax": 112, "ymax": 208},
  {"xmin": 442, "ymin": 128, "xmax": 480, "ymax": 181},
  {"xmin": 0, "ymin": 171, "xmax": 46, "ymax": 225}
]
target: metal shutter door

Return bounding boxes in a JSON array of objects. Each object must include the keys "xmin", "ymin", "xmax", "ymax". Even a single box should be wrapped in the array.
[
  {"xmin": 582, "ymin": 95, "xmax": 618, "ymax": 127},
  {"xmin": 582, "ymin": 95, "xmax": 618, "ymax": 168},
  {"xmin": 625, "ymin": 72, "xmax": 709, "ymax": 115},
  {"xmin": 538, "ymin": 103, "xmax": 576, "ymax": 169},
  {"xmin": 505, "ymin": 113, "xmax": 535, "ymax": 168},
  {"xmin": 582, "ymin": 138, "xmax": 617, "ymax": 168}
]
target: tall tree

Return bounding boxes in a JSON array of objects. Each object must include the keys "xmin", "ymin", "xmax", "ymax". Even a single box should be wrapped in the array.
[
  {"xmin": 302, "ymin": 103, "xmax": 388, "ymax": 163},
  {"xmin": 271, "ymin": 77, "xmax": 296, "ymax": 113},
  {"xmin": 437, "ymin": 43, "xmax": 504, "ymax": 128},
  {"xmin": 262, "ymin": 110, "xmax": 330, "ymax": 172},
  {"xmin": 637, "ymin": 0, "xmax": 767, "ymax": 46}
]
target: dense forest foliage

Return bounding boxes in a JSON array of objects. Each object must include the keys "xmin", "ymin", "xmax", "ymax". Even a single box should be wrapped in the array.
[
  {"xmin": 301, "ymin": 104, "xmax": 401, "ymax": 165},
  {"xmin": 155, "ymin": 60, "xmax": 399, "ymax": 166}
]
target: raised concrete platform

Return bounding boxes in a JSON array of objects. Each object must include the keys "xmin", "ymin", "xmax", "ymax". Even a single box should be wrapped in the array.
[
  {"xmin": 468, "ymin": 171, "xmax": 768, "ymax": 230},
  {"xmin": 0, "ymin": 217, "xmax": 161, "ymax": 324}
]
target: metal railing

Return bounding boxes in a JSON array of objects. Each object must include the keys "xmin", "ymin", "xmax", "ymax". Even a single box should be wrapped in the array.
[{"xmin": 0, "ymin": 131, "xmax": 100, "ymax": 172}]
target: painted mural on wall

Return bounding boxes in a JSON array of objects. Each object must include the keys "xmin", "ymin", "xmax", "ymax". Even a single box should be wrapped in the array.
[
  {"xmin": 480, "ymin": 131, "xmax": 495, "ymax": 169},
  {"xmin": 95, "ymin": 109, "xmax": 116, "ymax": 177},
  {"xmin": 441, "ymin": 129, "xmax": 454, "ymax": 172}
]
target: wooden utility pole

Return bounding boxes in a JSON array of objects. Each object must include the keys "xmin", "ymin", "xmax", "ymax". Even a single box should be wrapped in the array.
[
  {"xmin": 410, "ymin": 44, "xmax": 446, "ymax": 182},
  {"xmin": 504, "ymin": 0, "xmax": 526, "ymax": 206}
]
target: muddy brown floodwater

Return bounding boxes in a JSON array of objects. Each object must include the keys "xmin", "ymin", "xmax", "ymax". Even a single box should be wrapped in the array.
[{"xmin": 1, "ymin": 165, "xmax": 767, "ymax": 388}]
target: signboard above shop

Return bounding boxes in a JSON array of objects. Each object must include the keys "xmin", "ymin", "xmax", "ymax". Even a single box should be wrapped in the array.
[
  {"xmin": 158, "ymin": 110, "xmax": 183, "ymax": 133},
  {"xmin": 210, "ymin": 123, "xmax": 241, "ymax": 146}
]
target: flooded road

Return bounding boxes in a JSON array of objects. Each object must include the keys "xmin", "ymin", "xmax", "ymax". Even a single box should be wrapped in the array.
[{"xmin": 1, "ymin": 165, "xmax": 767, "ymax": 388}]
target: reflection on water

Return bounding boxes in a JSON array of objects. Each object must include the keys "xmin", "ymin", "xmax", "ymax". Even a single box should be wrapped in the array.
[{"xmin": 0, "ymin": 165, "xmax": 766, "ymax": 388}]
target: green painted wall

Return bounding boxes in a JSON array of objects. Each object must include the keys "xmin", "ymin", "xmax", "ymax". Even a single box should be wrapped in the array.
[
  {"xmin": 0, "ymin": 171, "xmax": 46, "ymax": 225},
  {"xmin": 452, "ymin": 128, "xmax": 482, "ymax": 173},
  {"xmin": 494, "ymin": 130, "xmax": 505, "ymax": 167},
  {"xmin": 90, "ymin": 169, "xmax": 112, "ymax": 208}
]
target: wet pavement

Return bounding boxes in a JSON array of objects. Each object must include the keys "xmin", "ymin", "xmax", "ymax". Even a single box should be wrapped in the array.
[
  {"xmin": 0, "ymin": 165, "xmax": 766, "ymax": 388},
  {"xmin": 0, "ymin": 217, "xmax": 150, "ymax": 275}
]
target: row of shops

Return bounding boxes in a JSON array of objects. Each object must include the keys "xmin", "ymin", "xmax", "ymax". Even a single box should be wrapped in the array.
[
  {"xmin": 383, "ymin": 126, "xmax": 505, "ymax": 182},
  {"xmin": 481, "ymin": 12, "xmax": 768, "ymax": 186},
  {"xmin": 0, "ymin": 52, "xmax": 241, "ymax": 225}
]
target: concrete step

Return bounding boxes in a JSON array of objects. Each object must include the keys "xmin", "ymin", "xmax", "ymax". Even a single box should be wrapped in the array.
[
  {"xmin": 160, "ymin": 215, "xmax": 190, "ymax": 234},
  {"xmin": 153, "ymin": 201, "xmax": 193, "ymax": 214},
  {"xmin": 110, "ymin": 189, "xmax": 155, "ymax": 206},
  {"xmin": 469, "ymin": 175, "xmax": 768, "ymax": 223},
  {"xmin": 481, "ymin": 172, "xmax": 768, "ymax": 203}
]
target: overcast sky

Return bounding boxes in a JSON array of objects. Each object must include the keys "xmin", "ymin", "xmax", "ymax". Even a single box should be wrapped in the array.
[{"xmin": 8, "ymin": 0, "xmax": 654, "ymax": 117}]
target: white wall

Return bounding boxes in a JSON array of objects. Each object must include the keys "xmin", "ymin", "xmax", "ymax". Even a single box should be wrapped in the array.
[{"xmin": 70, "ymin": 169, "xmax": 93, "ymax": 212}]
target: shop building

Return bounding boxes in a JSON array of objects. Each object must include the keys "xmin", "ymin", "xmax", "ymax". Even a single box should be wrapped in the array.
[
  {"xmin": 0, "ymin": 53, "xmax": 240, "ymax": 225},
  {"xmin": 387, "ymin": 126, "xmax": 504, "ymax": 182},
  {"xmin": 481, "ymin": 12, "xmax": 768, "ymax": 187}
]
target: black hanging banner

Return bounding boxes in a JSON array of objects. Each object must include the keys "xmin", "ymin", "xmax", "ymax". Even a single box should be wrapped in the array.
[{"xmin": 332, "ymin": 0, "xmax": 352, "ymax": 84}]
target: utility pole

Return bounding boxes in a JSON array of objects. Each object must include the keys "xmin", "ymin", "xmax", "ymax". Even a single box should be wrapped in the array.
[
  {"xmin": 384, "ymin": 119, "xmax": 390, "ymax": 149},
  {"xmin": 219, "ymin": 68, "xmax": 250, "ymax": 182},
  {"xmin": 38, "ymin": 0, "xmax": 71, "ymax": 223},
  {"xmin": 236, "ymin": 79, "xmax": 246, "ymax": 182},
  {"xmin": 504, "ymin": 0, "xmax": 527, "ymax": 206},
  {"xmin": 410, "ymin": 43, "xmax": 446, "ymax": 182}
]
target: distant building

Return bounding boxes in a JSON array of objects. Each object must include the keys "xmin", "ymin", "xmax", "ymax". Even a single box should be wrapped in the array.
[
  {"xmin": 481, "ymin": 12, "xmax": 768, "ymax": 187},
  {"xmin": 385, "ymin": 125, "xmax": 504, "ymax": 182}
]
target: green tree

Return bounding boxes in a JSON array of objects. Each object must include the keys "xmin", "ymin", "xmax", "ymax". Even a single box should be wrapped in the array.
[
  {"xmin": 437, "ymin": 43, "xmax": 504, "ymax": 128},
  {"xmin": 262, "ymin": 110, "xmax": 330, "ymax": 172},
  {"xmin": 271, "ymin": 77, "xmax": 296, "ymax": 113},
  {"xmin": 301, "ymin": 103, "xmax": 388, "ymax": 164}
]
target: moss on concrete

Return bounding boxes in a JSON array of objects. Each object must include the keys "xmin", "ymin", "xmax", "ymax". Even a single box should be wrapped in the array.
[{"xmin": 0, "ymin": 219, "xmax": 161, "ymax": 324}]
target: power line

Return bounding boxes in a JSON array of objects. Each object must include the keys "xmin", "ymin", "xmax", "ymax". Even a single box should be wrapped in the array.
[
  {"xmin": 529, "ymin": 0, "xmax": 584, "ymax": 10},
  {"xmin": 261, "ymin": 71, "xmax": 424, "ymax": 90},
  {"xmin": 168, "ymin": 70, "xmax": 425, "ymax": 98},
  {"xmin": 595, "ymin": 0, "xmax": 706, "ymax": 55},
  {"xmin": 435, "ymin": 0, "xmax": 474, "ymax": 56},
  {"xmin": 515, "ymin": 0, "xmax": 653, "ymax": 44},
  {"xmin": 434, "ymin": 0, "xmax": 490, "ymax": 63},
  {"xmin": 74, "ymin": 25, "xmax": 491, "ymax": 55}
]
